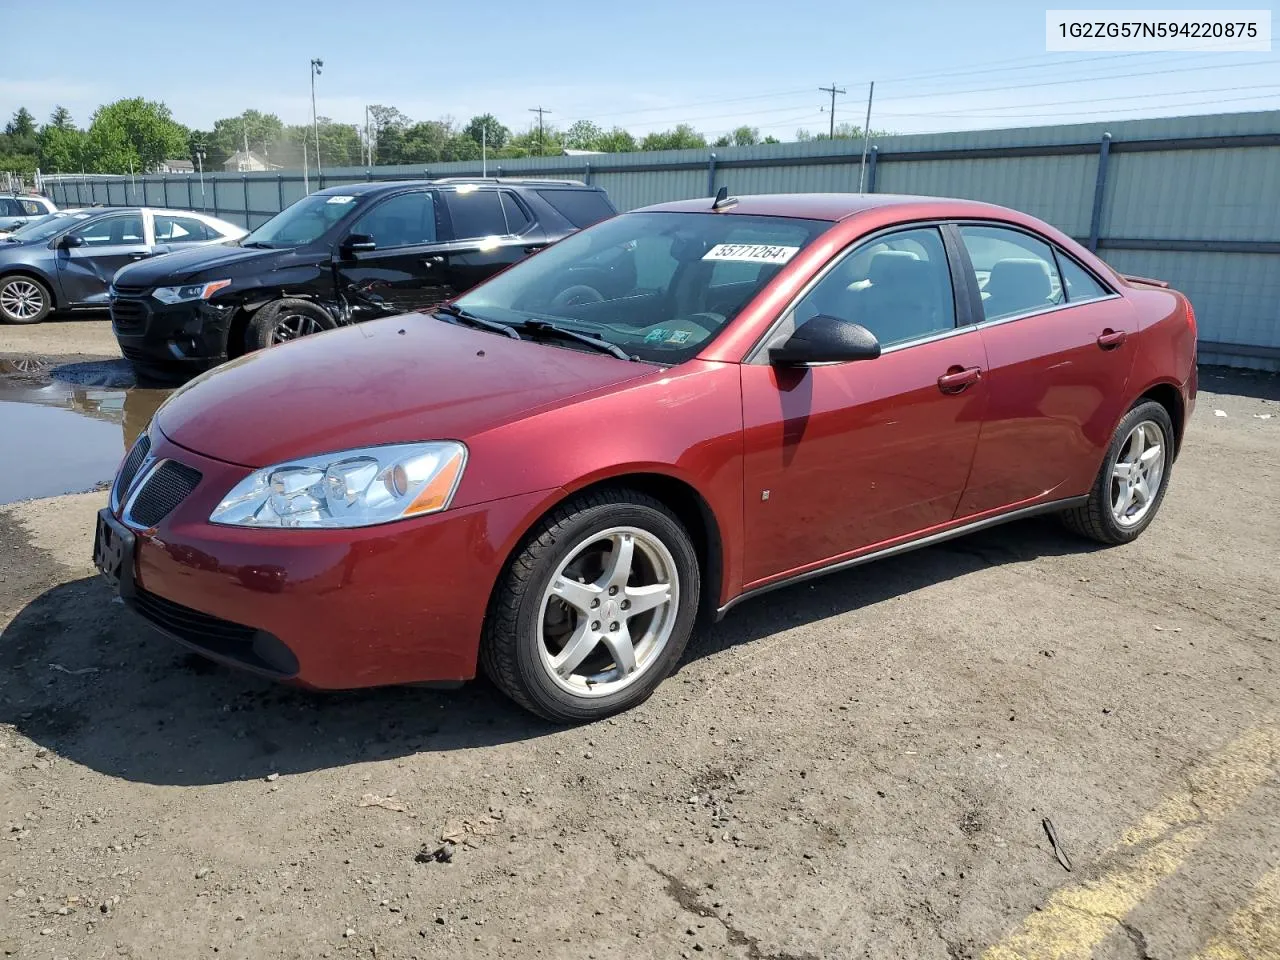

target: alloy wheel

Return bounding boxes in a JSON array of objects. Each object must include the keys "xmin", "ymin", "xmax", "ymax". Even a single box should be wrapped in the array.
[
  {"xmin": 0, "ymin": 280, "xmax": 44, "ymax": 321},
  {"xmin": 536, "ymin": 526, "xmax": 680, "ymax": 697},
  {"xmin": 1111, "ymin": 420, "xmax": 1166, "ymax": 527},
  {"xmin": 271, "ymin": 313, "xmax": 323, "ymax": 344}
]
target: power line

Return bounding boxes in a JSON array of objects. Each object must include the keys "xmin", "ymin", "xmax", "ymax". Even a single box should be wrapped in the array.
[
  {"xmin": 874, "ymin": 82, "xmax": 1280, "ymax": 118},
  {"xmin": 818, "ymin": 82, "xmax": 846, "ymax": 138},
  {"xmin": 877, "ymin": 90, "xmax": 1280, "ymax": 122}
]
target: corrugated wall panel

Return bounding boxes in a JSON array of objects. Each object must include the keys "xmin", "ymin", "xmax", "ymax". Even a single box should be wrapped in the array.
[
  {"xmin": 718, "ymin": 161, "xmax": 865, "ymax": 198},
  {"xmin": 877, "ymin": 154, "xmax": 1097, "ymax": 236},
  {"xmin": 593, "ymin": 169, "xmax": 704, "ymax": 211},
  {"xmin": 1104, "ymin": 147, "xmax": 1280, "ymax": 241}
]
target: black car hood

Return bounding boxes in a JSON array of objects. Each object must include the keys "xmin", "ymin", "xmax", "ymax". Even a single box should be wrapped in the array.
[{"xmin": 113, "ymin": 243, "xmax": 288, "ymax": 287}]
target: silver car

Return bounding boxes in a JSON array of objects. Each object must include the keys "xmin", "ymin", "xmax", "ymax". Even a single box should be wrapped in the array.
[{"xmin": 0, "ymin": 195, "xmax": 57, "ymax": 235}]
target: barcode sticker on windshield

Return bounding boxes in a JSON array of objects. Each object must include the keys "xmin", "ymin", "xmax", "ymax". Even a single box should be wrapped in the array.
[
  {"xmin": 326, "ymin": 195, "xmax": 356, "ymax": 204},
  {"xmin": 702, "ymin": 243, "xmax": 799, "ymax": 264}
]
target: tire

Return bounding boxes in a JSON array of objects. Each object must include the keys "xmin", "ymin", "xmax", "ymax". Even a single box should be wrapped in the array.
[
  {"xmin": 0, "ymin": 274, "xmax": 53, "ymax": 324},
  {"xmin": 245, "ymin": 298, "xmax": 336, "ymax": 352},
  {"xmin": 1061, "ymin": 400, "xmax": 1175, "ymax": 545},
  {"xmin": 481, "ymin": 488, "xmax": 701, "ymax": 723}
]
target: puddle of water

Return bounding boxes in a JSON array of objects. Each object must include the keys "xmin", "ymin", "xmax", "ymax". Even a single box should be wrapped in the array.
[{"xmin": 0, "ymin": 359, "xmax": 170, "ymax": 504}]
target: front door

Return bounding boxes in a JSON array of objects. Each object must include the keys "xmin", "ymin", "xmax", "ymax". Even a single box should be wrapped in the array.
[
  {"xmin": 55, "ymin": 211, "xmax": 152, "ymax": 305},
  {"xmin": 739, "ymin": 225, "xmax": 989, "ymax": 588},
  {"xmin": 952, "ymin": 224, "xmax": 1139, "ymax": 516},
  {"xmin": 334, "ymin": 188, "xmax": 453, "ymax": 319}
]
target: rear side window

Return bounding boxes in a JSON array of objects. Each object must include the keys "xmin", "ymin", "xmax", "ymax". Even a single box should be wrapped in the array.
[
  {"xmin": 0, "ymin": 199, "xmax": 18, "ymax": 216},
  {"xmin": 959, "ymin": 225, "xmax": 1065, "ymax": 321},
  {"xmin": 155, "ymin": 215, "xmax": 212, "ymax": 243},
  {"xmin": 501, "ymin": 193, "xmax": 531, "ymax": 234},
  {"xmin": 536, "ymin": 189, "xmax": 614, "ymax": 228},
  {"xmin": 444, "ymin": 189, "xmax": 506, "ymax": 240},
  {"xmin": 1057, "ymin": 254, "xmax": 1111, "ymax": 303},
  {"xmin": 18, "ymin": 199, "xmax": 46, "ymax": 215}
]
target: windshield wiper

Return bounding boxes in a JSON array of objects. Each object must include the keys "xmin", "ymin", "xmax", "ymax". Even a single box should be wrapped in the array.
[
  {"xmin": 240, "ymin": 240, "xmax": 274, "ymax": 249},
  {"xmin": 435, "ymin": 302, "xmax": 521, "ymax": 339},
  {"xmin": 515, "ymin": 319, "xmax": 636, "ymax": 361}
]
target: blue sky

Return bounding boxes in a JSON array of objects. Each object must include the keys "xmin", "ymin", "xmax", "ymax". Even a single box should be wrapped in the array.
[{"xmin": 2, "ymin": 0, "xmax": 1277, "ymax": 139}]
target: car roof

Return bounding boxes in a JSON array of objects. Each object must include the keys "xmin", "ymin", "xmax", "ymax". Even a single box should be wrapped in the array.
[
  {"xmin": 312, "ymin": 177, "xmax": 593, "ymax": 197},
  {"xmin": 636, "ymin": 193, "xmax": 1022, "ymax": 223}
]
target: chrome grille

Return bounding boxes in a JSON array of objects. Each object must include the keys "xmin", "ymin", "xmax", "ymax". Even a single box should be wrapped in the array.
[{"xmin": 128, "ymin": 461, "xmax": 202, "ymax": 527}]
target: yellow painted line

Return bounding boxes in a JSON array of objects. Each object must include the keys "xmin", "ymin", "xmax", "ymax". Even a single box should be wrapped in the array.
[
  {"xmin": 983, "ymin": 725, "xmax": 1277, "ymax": 960},
  {"xmin": 1193, "ymin": 867, "xmax": 1280, "ymax": 960}
]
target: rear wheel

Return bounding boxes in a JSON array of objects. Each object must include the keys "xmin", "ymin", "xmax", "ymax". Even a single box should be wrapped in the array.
[
  {"xmin": 0, "ymin": 275, "xmax": 52, "ymax": 324},
  {"xmin": 245, "ymin": 298, "xmax": 336, "ymax": 352},
  {"xmin": 481, "ymin": 489, "xmax": 700, "ymax": 723},
  {"xmin": 1061, "ymin": 400, "xmax": 1175, "ymax": 544}
]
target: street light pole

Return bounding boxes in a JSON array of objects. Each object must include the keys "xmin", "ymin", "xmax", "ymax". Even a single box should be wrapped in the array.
[{"xmin": 310, "ymin": 58, "xmax": 324, "ymax": 176}]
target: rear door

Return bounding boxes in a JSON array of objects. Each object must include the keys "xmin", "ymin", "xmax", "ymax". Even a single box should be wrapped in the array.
[
  {"xmin": 54, "ymin": 211, "xmax": 152, "ymax": 305},
  {"xmin": 434, "ymin": 187, "xmax": 543, "ymax": 295},
  {"xmin": 953, "ymin": 223, "xmax": 1138, "ymax": 516},
  {"xmin": 334, "ymin": 188, "xmax": 453, "ymax": 319}
]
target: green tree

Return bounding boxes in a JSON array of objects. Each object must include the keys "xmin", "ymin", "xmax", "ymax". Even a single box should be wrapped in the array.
[
  {"xmin": 85, "ymin": 98, "xmax": 188, "ymax": 172},
  {"xmin": 208, "ymin": 110, "xmax": 285, "ymax": 168},
  {"xmin": 367, "ymin": 104, "xmax": 410, "ymax": 164},
  {"xmin": 503, "ymin": 125, "xmax": 563, "ymax": 158},
  {"xmin": 48, "ymin": 106, "xmax": 74, "ymax": 131},
  {"xmin": 6, "ymin": 108, "xmax": 36, "ymax": 138},
  {"xmin": 463, "ymin": 114, "xmax": 509, "ymax": 151},
  {"xmin": 762, "ymin": 135, "xmax": 780, "ymax": 144},
  {"xmin": 398, "ymin": 120, "xmax": 451, "ymax": 164},
  {"xmin": 37, "ymin": 124, "xmax": 86, "ymax": 173},
  {"xmin": 563, "ymin": 119, "xmax": 603, "ymax": 151},
  {"xmin": 595, "ymin": 127, "xmax": 637, "ymax": 153},
  {"xmin": 640, "ymin": 124, "xmax": 706, "ymax": 151}
]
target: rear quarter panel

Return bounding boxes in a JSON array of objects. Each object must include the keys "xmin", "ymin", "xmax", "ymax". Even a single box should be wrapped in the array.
[{"xmin": 1123, "ymin": 283, "xmax": 1197, "ymax": 449}]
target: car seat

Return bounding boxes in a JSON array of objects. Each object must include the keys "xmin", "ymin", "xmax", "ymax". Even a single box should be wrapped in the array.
[{"xmin": 983, "ymin": 258, "xmax": 1053, "ymax": 320}]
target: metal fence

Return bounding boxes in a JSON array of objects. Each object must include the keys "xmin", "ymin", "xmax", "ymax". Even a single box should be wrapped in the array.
[{"xmin": 44, "ymin": 110, "xmax": 1280, "ymax": 370}]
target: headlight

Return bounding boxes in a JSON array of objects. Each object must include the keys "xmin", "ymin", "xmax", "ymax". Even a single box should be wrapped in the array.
[
  {"xmin": 152, "ymin": 279, "xmax": 232, "ymax": 304},
  {"xmin": 209, "ymin": 442, "xmax": 467, "ymax": 528}
]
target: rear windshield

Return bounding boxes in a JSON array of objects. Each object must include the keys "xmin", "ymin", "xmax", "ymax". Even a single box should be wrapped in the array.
[
  {"xmin": 455, "ymin": 210, "xmax": 828, "ymax": 364},
  {"xmin": 242, "ymin": 193, "xmax": 365, "ymax": 248},
  {"xmin": 537, "ymin": 189, "xmax": 616, "ymax": 228}
]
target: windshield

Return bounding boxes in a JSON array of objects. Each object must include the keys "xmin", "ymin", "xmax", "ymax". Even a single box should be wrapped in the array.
[
  {"xmin": 5, "ymin": 212, "xmax": 86, "ymax": 243},
  {"xmin": 241, "ymin": 193, "xmax": 364, "ymax": 248},
  {"xmin": 455, "ymin": 211, "xmax": 828, "ymax": 363}
]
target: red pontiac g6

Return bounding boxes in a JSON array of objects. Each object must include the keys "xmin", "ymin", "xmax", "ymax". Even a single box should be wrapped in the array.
[{"xmin": 95, "ymin": 193, "xmax": 1197, "ymax": 722}]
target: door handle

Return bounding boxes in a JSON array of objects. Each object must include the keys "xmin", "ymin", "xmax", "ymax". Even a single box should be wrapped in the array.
[
  {"xmin": 129, "ymin": 254, "xmax": 147, "ymax": 260},
  {"xmin": 1097, "ymin": 329, "xmax": 1127, "ymax": 350},
  {"xmin": 937, "ymin": 366, "xmax": 982, "ymax": 394},
  {"xmin": 523, "ymin": 244, "xmax": 545, "ymax": 254}
]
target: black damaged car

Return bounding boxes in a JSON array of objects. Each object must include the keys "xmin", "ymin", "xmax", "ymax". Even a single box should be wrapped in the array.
[{"xmin": 109, "ymin": 178, "xmax": 616, "ymax": 382}]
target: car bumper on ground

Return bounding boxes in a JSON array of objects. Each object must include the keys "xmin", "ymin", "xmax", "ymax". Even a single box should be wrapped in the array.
[
  {"xmin": 106, "ymin": 428, "xmax": 553, "ymax": 689},
  {"xmin": 110, "ymin": 294, "xmax": 232, "ymax": 378}
]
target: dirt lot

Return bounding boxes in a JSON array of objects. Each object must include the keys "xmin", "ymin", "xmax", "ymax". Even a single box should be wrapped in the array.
[{"xmin": 1, "ymin": 320, "xmax": 1277, "ymax": 959}]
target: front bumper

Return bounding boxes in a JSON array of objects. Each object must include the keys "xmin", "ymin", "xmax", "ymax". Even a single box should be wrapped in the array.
[
  {"xmin": 111, "ymin": 429, "xmax": 554, "ymax": 689},
  {"xmin": 110, "ymin": 293, "xmax": 233, "ymax": 377}
]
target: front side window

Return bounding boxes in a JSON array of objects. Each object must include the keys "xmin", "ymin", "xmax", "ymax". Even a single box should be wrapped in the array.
[
  {"xmin": 155, "ymin": 215, "xmax": 211, "ymax": 243},
  {"xmin": 960, "ymin": 225, "xmax": 1064, "ymax": 322},
  {"xmin": 350, "ymin": 191, "xmax": 436, "ymax": 248},
  {"xmin": 444, "ymin": 189, "xmax": 507, "ymax": 240},
  {"xmin": 0, "ymin": 199, "xmax": 19, "ymax": 216},
  {"xmin": 456, "ymin": 211, "xmax": 828, "ymax": 363},
  {"xmin": 792, "ymin": 226, "xmax": 957, "ymax": 348},
  {"xmin": 71, "ymin": 214, "xmax": 145, "ymax": 245},
  {"xmin": 242, "ymin": 193, "xmax": 364, "ymax": 248}
]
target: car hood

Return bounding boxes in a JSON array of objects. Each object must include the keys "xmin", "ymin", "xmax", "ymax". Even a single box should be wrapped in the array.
[
  {"xmin": 114, "ymin": 243, "xmax": 281, "ymax": 286},
  {"xmin": 156, "ymin": 315, "xmax": 654, "ymax": 468}
]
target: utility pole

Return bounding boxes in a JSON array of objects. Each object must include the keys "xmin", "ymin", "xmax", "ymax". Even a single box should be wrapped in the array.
[
  {"xmin": 528, "ymin": 106, "xmax": 552, "ymax": 157},
  {"xmin": 858, "ymin": 81, "xmax": 876, "ymax": 193},
  {"xmin": 818, "ymin": 81, "xmax": 846, "ymax": 139},
  {"xmin": 310, "ymin": 57, "xmax": 324, "ymax": 175},
  {"xmin": 365, "ymin": 105, "xmax": 371, "ymax": 166},
  {"xmin": 481, "ymin": 122, "xmax": 487, "ymax": 177}
]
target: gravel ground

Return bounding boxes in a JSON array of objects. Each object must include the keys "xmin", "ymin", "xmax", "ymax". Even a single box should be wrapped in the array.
[
  {"xmin": 0, "ymin": 318, "xmax": 1277, "ymax": 959},
  {"xmin": 0, "ymin": 316, "xmax": 119, "ymax": 366}
]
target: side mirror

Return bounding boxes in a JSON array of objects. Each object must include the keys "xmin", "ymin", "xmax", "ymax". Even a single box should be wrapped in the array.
[
  {"xmin": 768, "ymin": 314, "xmax": 881, "ymax": 366},
  {"xmin": 58, "ymin": 233, "xmax": 85, "ymax": 249},
  {"xmin": 340, "ymin": 233, "xmax": 376, "ymax": 257}
]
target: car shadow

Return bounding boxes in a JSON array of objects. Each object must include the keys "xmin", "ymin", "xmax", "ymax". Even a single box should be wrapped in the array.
[
  {"xmin": 0, "ymin": 517, "xmax": 1101, "ymax": 787},
  {"xmin": 1198, "ymin": 364, "xmax": 1280, "ymax": 402}
]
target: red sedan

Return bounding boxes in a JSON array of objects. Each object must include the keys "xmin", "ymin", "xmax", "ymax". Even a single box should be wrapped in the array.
[{"xmin": 94, "ymin": 193, "xmax": 1197, "ymax": 722}]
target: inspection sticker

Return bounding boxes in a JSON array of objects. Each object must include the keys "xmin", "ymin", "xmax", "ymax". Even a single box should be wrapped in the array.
[
  {"xmin": 702, "ymin": 243, "xmax": 799, "ymax": 264},
  {"xmin": 326, "ymin": 195, "xmax": 356, "ymax": 204}
]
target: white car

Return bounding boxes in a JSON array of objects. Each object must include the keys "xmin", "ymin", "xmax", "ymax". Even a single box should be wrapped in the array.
[{"xmin": 0, "ymin": 195, "xmax": 57, "ymax": 235}]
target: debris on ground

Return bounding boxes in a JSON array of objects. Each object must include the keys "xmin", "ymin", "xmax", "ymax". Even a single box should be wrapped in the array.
[
  {"xmin": 48, "ymin": 663, "xmax": 98, "ymax": 676},
  {"xmin": 358, "ymin": 792, "xmax": 407, "ymax": 813},
  {"xmin": 1213, "ymin": 409, "xmax": 1228, "ymax": 417},
  {"xmin": 1042, "ymin": 817, "xmax": 1073, "ymax": 871},
  {"xmin": 416, "ymin": 840, "xmax": 455, "ymax": 864},
  {"xmin": 1255, "ymin": 413, "xmax": 1273, "ymax": 420}
]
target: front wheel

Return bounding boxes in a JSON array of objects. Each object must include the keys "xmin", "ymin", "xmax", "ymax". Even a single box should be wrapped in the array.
[
  {"xmin": 481, "ymin": 489, "xmax": 700, "ymax": 723},
  {"xmin": 245, "ymin": 298, "xmax": 336, "ymax": 352},
  {"xmin": 1061, "ymin": 400, "xmax": 1175, "ymax": 544},
  {"xmin": 0, "ymin": 275, "xmax": 52, "ymax": 324}
]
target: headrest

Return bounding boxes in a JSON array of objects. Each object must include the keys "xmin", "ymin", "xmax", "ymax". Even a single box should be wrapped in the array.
[
  {"xmin": 988, "ymin": 258, "xmax": 1051, "ymax": 301},
  {"xmin": 868, "ymin": 250, "xmax": 929, "ymax": 287}
]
